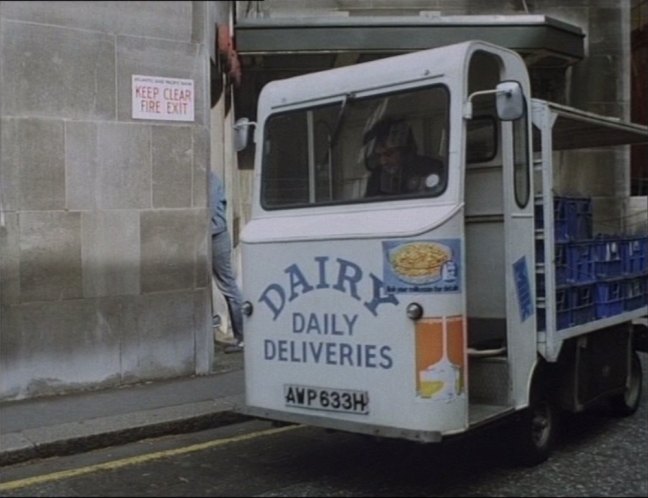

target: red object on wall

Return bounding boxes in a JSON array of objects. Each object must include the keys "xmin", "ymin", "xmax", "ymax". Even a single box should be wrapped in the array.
[
  {"xmin": 218, "ymin": 24, "xmax": 232, "ymax": 54},
  {"xmin": 217, "ymin": 23, "xmax": 241, "ymax": 86}
]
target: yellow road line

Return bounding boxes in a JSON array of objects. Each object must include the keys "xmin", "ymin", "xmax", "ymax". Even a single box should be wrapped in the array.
[{"xmin": 0, "ymin": 424, "xmax": 300, "ymax": 492}]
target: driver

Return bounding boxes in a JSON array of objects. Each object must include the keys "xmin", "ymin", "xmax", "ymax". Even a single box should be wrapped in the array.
[{"xmin": 363, "ymin": 118, "xmax": 445, "ymax": 197}]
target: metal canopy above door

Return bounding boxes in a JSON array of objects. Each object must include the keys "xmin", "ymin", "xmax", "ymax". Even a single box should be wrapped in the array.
[{"xmin": 235, "ymin": 15, "xmax": 585, "ymax": 69}]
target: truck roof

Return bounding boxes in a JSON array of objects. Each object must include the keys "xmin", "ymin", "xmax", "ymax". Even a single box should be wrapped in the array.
[{"xmin": 257, "ymin": 40, "xmax": 520, "ymax": 114}]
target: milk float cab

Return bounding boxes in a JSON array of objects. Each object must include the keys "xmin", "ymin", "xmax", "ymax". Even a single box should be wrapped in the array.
[{"xmin": 237, "ymin": 40, "xmax": 648, "ymax": 465}]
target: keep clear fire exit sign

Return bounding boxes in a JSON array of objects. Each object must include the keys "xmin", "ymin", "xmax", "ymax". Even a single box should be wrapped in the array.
[{"xmin": 132, "ymin": 75, "xmax": 194, "ymax": 122}]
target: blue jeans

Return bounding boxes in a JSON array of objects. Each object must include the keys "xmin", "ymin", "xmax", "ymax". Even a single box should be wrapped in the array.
[{"xmin": 212, "ymin": 230, "xmax": 243, "ymax": 342}]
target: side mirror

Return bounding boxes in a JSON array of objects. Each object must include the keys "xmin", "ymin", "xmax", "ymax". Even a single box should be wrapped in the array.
[
  {"xmin": 464, "ymin": 81, "xmax": 526, "ymax": 121},
  {"xmin": 233, "ymin": 117, "xmax": 256, "ymax": 152},
  {"xmin": 496, "ymin": 81, "xmax": 524, "ymax": 121}
]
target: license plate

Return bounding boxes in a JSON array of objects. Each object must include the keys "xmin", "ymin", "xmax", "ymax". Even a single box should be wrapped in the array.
[{"xmin": 284, "ymin": 384, "xmax": 369, "ymax": 415}]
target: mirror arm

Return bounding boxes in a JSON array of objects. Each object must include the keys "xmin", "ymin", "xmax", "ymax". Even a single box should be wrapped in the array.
[
  {"xmin": 463, "ymin": 89, "xmax": 499, "ymax": 120},
  {"xmin": 233, "ymin": 120, "xmax": 257, "ymax": 131},
  {"xmin": 232, "ymin": 118, "xmax": 257, "ymax": 152}
]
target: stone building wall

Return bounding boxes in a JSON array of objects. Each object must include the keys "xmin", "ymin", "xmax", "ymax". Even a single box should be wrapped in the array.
[{"xmin": 0, "ymin": 1, "xmax": 215, "ymax": 400}]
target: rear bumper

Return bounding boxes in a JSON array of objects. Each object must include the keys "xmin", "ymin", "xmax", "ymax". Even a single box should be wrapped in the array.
[{"xmin": 242, "ymin": 405, "xmax": 443, "ymax": 443}]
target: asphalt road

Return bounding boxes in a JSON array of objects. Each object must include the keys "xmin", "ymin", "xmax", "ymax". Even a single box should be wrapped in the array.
[{"xmin": 1, "ymin": 353, "xmax": 647, "ymax": 497}]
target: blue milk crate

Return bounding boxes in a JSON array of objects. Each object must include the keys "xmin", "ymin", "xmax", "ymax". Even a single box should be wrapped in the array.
[
  {"xmin": 555, "ymin": 242, "xmax": 568, "ymax": 286},
  {"xmin": 536, "ymin": 287, "xmax": 575, "ymax": 330},
  {"xmin": 571, "ymin": 197, "xmax": 593, "ymax": 241},
  {"xmin": 533, "ymin": 196, "xmax": 592, "ymax": 242},
  {"xmin": 556, "ymin": 287, "xmax": 571, "ymax": 329},
  {"xmin": 536, "ymin": 273, "xmax": 545, "ymax": 298},
  {"xmin": 592, "ymin": 237, "xmax": 623, "ymax": 278},
  {"xmin": 535, "ymin": 238, "xmax": 544, "ymax": 263},
  {"xmin": 553, "ymin": 197, "xmax": 571, "ymax": 242},
  {"xmin": 566, "ymin": 241, "xmax": 595, "ymax": 283},
  {"xmin": 623, "ymin": 277, "xmax": 647, "ymax": 311},
  {"xmin": 537, "ymin": 306, "xmax": 546, "ymax": 331},
  {"xmin": 595, "ymin": 278, "xmax": 625, "ymax": 319},
  {"xmin": 535, "ymin": 197, "xmax": 569, "ymax": 242},
  {"xmin": 551, "ymin": 196, "xmax": 593, "ymax": 242},
  {"xmin": 570, "ymin": 283, "xmax": 596, "ymax": 326},
  {"xmin": 622, "ymin": 237, "xmax": 647, "ymax": 276},
  {"xmin": 534, "ymin": 198, "xmax": 543, "ymax": 229},
  {"xmin": 534, "ymin": 238, "xmax": 567, "ymax": 286}
]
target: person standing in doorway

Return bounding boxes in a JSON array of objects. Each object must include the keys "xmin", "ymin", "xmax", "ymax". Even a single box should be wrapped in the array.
[{"xmin": 210, "ymin": 170, "xmax": 244, "ymax": 353}]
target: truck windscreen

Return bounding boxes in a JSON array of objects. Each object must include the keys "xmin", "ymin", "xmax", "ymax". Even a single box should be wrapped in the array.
[{"xmin": 261, "ymin": 84, "xmax": 450, "ymax": 209}]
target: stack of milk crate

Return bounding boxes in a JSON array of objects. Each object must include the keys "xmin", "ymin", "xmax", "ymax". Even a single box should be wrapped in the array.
[{"xmin": 535, "ymin": 196, "xmax": 647, "ymax": 331}]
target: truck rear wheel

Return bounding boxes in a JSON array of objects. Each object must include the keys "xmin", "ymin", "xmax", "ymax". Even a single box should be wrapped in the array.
[
  {"xmin": 608, "ymin": 351, "xmax": 642, "ymax": 417},
  {"xmin": 514, "ymin": 375, "xmax": 558, "ymax": 466}
]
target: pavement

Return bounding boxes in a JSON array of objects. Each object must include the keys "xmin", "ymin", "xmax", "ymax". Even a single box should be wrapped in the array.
[{"xmin": 0, "ymin": 332, "xmax": 249, "ymax": 467}]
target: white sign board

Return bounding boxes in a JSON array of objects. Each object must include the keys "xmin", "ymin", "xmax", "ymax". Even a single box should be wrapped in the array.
[{"xmin": 132, "ymin": 75, "xmax": 194, "ymax": 122}]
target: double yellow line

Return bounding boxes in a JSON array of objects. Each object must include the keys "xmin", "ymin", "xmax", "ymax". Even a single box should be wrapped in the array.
[{"xmin": 0, "ymin": 425, "xmax": 299, "ymax": 492}]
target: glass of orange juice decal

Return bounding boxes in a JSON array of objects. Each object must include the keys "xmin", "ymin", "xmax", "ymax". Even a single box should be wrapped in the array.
[
  {"xmin": 447, "ymin": 316, "xmax": 465, "ymax": 395},
  {"xmin": 415, "ymin": 318, "xmax": 444, "ymax": 398}
]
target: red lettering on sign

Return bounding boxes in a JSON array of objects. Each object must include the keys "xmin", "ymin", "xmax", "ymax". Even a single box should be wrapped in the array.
[
  {"xmin": 166, "ymin": 101, "xmax": 188, "ymax": 115},
  {"xmin": 141, "ymin": 100, "xmax": 161, "ymax": 113},
  {"xmin": 163, "ymin": 88, "xmax": 192, "ymax": 101},
  {"xmin": 135, "ymin": 86, "xmax": 159, "ymax": 99}
]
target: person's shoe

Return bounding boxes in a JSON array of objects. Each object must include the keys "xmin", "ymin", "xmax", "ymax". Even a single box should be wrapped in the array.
[{"xmin": 224, "ymin": 341, "xmax": 244, "ymax": 354}]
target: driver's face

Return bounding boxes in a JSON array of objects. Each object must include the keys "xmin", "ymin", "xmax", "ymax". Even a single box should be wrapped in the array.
[{"xmin": 374, "ymin": 144, "xmax": 403, "ymax": 173}]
